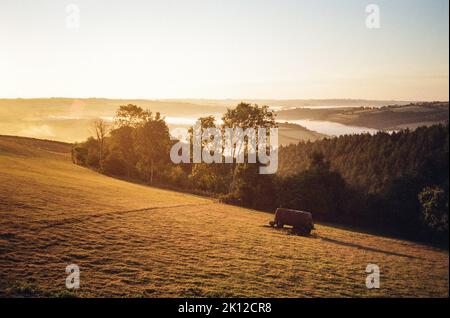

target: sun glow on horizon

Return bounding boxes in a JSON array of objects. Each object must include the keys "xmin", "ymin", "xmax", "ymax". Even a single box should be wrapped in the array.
[{"xmin": 0, "ymin": 0, "xmax": 448, "ymax": 101}]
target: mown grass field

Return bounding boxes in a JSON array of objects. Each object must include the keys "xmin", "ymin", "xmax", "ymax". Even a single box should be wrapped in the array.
[{"xmin": 0, "ymin": 135, "xmax": 448, "ymax": 297}]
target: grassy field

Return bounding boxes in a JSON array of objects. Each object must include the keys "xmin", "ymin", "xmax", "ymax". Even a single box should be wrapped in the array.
[
  {"xmin": 0, "ymin": 135, "xmax": 448, "ymax": 297},
  {"xmin": 277, "ymin": 122, "xmax": 326, "ymax": 144}
]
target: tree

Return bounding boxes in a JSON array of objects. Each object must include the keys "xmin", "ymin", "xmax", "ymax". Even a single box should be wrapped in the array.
[
  {"xmin": 114, "ymin": 104, "xmax": 151, "ymax": 128},
  {"xmin": 135, "ymin": 112, "xmax": 171, "ymax": 184},
  {"xmin": 308, "ymin": 151, "xmax": 330, "ymax": 171},
  {"xmin": 102, "ymin": 151, "xmax": 127, "ymax": 176},
  {"xmin": 222, "ymin": 103, "xmax": 276, "ymax": 130},
  {"xmin": 221, "ymin": 103, "xmax": 277, "ymax": 192},
  {"xmin": 419, "ymin": 186, "xmax": 449, "ymax": 234},
  {"xmin": 189, "ymin": 162, "xmax": 231, "ymax": 194},
  {"xmin": 93, "ymin": 119, "xmax": 109, "ymax": 171},
  {"xmin": 188, "ymin": 115, "xmax": 217, "ymax": 149},
  {"xmin": 108, "ymin": 105, "xmax": 151, "ymax": 178},
  {"xmin": 187, "ymin": 115, "xmax": 231, "ymax": 192},
  {"xmin": 197, "ymin": 116, "xmax": 216, "ymax": 131},
  {"xmin": 108, "ymin": 125, "xmax": 137, "ymax": 177},
  {"xmin": 225, "ymin": 163, "xmax": 276, "ymax": 210},
  {"xmin": 72, "ymin": 144, "xmax": 88, "ymax": 165},
  {"xmin": 277, "ymin": 153, "xmax": 347, "ymax": 221}
]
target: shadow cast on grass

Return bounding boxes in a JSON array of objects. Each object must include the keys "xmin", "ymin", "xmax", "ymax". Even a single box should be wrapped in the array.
[
  {"xmin": 263, "ymin": 224, "xmax": 424, "ymax": 260},
  {"xmin": 318, "ymin": 237, "xmax": 425, "ymax": 260}
]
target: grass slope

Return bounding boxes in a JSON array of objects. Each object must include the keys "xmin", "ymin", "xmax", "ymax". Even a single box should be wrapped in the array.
[
  {"xmin": 0, "ymin": 136, "xmax": 448, "ymax": 297},
  {"xmin": 278, "ymin": 122, "xmax": 327, "ymax": 145}
]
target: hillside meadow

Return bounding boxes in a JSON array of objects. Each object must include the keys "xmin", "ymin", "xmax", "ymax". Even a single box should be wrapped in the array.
[{"xmin": 0, "ymin": 135, "xmax": 448, "ymax": 297}]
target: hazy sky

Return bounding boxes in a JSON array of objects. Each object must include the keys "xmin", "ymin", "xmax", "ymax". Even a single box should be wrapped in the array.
[{"xmin": 1, "ymin": 0, "xmax": 448, "ymax": 100}]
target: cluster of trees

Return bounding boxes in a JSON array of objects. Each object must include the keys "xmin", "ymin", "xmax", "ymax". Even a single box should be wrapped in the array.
[
  {"xmin": 73, "ymin": 104, "xmax": 449, "ymax": 246},
  {"xmin": 72, "ymin": 103, "xmax": 278, "ymax": 207},
  {"xmin": 72, "ymin": 104, "xmax": 172, "ymax": 184},
  {"xmin": 278, "ymin": 124, "xmax": 449, "ymax": 244},
  {"xmin": 278, "ymin": 125, "xmax": 449, "ymax": 193}
]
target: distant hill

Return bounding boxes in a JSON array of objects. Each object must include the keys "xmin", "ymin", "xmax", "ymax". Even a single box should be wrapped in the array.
[
  {"xmin": 0, "ymin": 98, "xmax": 227, "ymax": 118},
  {"xmin": 276, "ymin": 102, "xmax": 449, "ymax": 130},
  {"xmin": 168, "ymin": 98, "xmax": 413, "ymax": 109},
  {"xmin": 277, "ymin": 122, "xmax": 327, "ymax": 145}
]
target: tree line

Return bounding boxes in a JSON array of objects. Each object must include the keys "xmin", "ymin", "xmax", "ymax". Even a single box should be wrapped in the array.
[
  {"xmin": 72, "ymin": 104, "xmax": 449, "ymax": 246},
  {"xmin": 277, "ymin": 124, "xmax": 449, "ymax": 245}
]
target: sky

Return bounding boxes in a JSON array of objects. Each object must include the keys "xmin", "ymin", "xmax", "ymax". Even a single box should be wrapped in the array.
[{"xmin": 0, "ymin": 0, "xmax": 448, "ymax": 101}]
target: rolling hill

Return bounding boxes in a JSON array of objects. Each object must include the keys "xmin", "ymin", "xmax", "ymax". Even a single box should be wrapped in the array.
[
  {"xmin": 277, "ymin": 122, "xmax": 327, "ymax": 145},
  {"xmin": 276, "ymin": 102, "xmax": 449, "ymax": 130},
  {"xmin": 0, "ymin": 135, "xmax": 448, "ymax": 297}
]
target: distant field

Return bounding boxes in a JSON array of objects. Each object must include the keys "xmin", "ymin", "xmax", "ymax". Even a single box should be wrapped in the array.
[
  {"xmin": 0, "ymin": 136, "xmax": 448, "ymax": 297},
  {"xmin": 277, "ymin": 102, "xmax": 449, "ymax": 130},
  {"xmin": 277, "ymin": 122, "xmax": 327, "ymax": 144}
]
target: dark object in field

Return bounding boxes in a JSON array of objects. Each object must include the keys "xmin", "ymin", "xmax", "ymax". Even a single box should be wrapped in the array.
[{"xmin": 269, "ymin": 208, "xmax": 314, "ymax": 235}]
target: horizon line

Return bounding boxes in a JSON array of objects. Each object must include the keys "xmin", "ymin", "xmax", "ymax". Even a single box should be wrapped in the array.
[{"xmin": 2, "ymin": 96, "xmax": 447, "ymax": 103}]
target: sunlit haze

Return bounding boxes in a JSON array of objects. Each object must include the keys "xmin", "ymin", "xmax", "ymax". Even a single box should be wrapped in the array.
[{"xmin": 1, "ymin": 0, "xmax": 449, "ymax": 100}]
